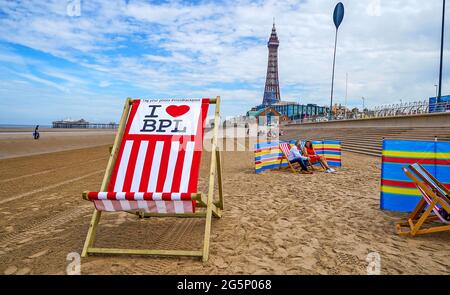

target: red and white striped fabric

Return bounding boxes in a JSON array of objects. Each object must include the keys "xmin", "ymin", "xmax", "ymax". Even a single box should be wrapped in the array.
[
  {"xmin": 87, "ymin": 98, "xmax": 209, "ymax": 214},
  {"xmin": 279, "ymin": 143, "xmax": 291, "ymax": 158}
]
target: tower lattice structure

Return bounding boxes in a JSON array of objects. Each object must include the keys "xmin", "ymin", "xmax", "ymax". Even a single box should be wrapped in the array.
[{"xmin": 262, "ymin": 22, "xmax": 281, "ymax": 106}]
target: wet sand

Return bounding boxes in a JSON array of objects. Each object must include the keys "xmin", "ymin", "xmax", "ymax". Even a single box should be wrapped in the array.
[{"xmin": 0, "ymin": 129, "xmax": 115, "ymax": 159}]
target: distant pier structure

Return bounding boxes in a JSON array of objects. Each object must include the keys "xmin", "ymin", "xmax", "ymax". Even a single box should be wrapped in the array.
[{"xmin": 52, "ymin": 118, "xmax": 118, "ymax": 129}]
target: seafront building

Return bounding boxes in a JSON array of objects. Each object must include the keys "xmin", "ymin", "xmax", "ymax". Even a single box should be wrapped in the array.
[
  {"xmin": 247, "ymin": 22, "xmax": 329, "ymax": 123},
  {"xmin": 247, "ymin": 102, "xmax": 329, "ymax": 122}
]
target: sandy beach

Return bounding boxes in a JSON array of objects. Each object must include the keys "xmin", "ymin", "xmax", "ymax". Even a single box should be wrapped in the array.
[{"xmin": 0, "ymin": 131, "xmax": 449, "ymax": 275}]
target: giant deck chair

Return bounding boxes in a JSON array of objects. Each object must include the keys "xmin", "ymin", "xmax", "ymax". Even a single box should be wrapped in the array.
[
  {"xmin": 81, "ymin": 97, "xmax": 223, "ymax": 262},
  {"xmin": 396, "ymin": 163, "xmax": 450, "ymax": 236}
]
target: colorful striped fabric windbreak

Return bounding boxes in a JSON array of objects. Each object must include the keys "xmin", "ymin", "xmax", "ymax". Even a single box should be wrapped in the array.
[
  {"xmin": 380, "ymin": 139, "xmax": 450, "ymax": 212},
  {"xmin": 311, "ymin": 140, "xmax": 342, "ymax": 167},
  {"xmin": 254, "ymin": 141, "xmax": 287, "ymax": 173},
  {"xmin": 254, "ymin": 140, "xmax": 342, "ymax": 173}
]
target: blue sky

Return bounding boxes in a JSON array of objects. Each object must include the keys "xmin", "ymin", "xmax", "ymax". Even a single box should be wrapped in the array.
[{"xmin": 0, "ymin": 0, "xmax": 448, "ymax": 125}]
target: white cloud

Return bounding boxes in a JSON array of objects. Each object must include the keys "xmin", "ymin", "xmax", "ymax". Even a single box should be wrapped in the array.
[
  {"xmin": 0, "ymin": 0, "xmax": 448, "ymax": 123},
  {"xmin": 16, "ymin": 72, "xmax": 68, "ymax": 93},
  {"xmin": 99, "ymin": 80, "xmax": 111, "ymax": 87}
]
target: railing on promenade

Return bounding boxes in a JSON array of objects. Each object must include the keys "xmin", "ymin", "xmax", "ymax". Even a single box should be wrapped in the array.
[{"xmin": 290, "ymin": 100, "xmax": 450, "ymax": 124}]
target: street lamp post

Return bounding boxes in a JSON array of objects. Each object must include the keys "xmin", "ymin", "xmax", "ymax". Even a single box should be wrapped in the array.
[
  {"xmin": 362, "ymin": 96, "xmax": 366, "ymax": 117},
  {"xmin": 438, "ymin": 0, "xmax": 446, "ymax": 102},
  {"xmin": 344, "ymin": 72, "xmax": 348, "ymax": 119},
  {"xmin": 435, "ymin": 84, "xmax": 439, "ymax": 100},
  {"xmin": 329, "ymin": 2, "xmax": 345, "ymax": 121}
]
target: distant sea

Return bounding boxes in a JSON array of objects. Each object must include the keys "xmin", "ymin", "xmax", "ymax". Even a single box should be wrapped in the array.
[{"xmin": 0, "ymin": 124, "xmax": 52, "ymax": 129}]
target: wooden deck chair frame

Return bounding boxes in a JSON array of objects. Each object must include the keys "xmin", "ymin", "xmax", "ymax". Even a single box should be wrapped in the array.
[
  {"xmin": 414, "ymin": 163, "xmax": 450, "ymax": 197},
  {"xmin": 396, "ymin": 164, "xmax": 450, "ymax": 237},
  {"xmin": 306, "ymin": 159, "xmax": 317, "ymax": 171},
  {"xmin": 279, "ymin": 142, "xmax": 314, "ymax": 173},
  {"xmin": 279, "ymin": 143, "xmax": 299, "ymax": 174},
  {"xmin": 81, "ymin": 97, "xmax": 224, "ymax": 262}
]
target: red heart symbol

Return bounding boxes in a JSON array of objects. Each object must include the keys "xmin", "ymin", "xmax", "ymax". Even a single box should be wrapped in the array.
[{"xmin": 166, "ymin": 105, "xmax": 190, "ymax": 117}]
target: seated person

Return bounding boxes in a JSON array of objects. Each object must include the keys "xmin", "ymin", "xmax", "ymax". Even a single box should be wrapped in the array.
[
  {"xmin": 304, "ymin": 141, "xmax": 336, "ymax": 173},
  {"xmin": 288, "ymin": 141, "xmax": 312, "ymax": 174}
]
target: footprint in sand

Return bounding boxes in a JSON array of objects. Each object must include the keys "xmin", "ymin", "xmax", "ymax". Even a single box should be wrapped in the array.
[
  {"xmin": 274, "ymin": 238, "xmax": 285, "ymax": 248},
  {"xmin": 113, "ymin": 214, "xmax": 128, "ymax": 226},
  {"xmin": 274, "ymin": 247, "xmax": 289, "ymax": 259},
  {"xmin": 212, "ymin": 256, "xmax": 228, "ymax": 269},
  {"xmin": 4, "ymin": 265, "xmax": 18, "ymax": 275},
  {"xmin": 28, "ymin": 249, "xmax": 49, "ymax": 259},
  {"xmin": 17, "ymin": 237, "xmax": 33, "ymax": 245},
  {"xmin": 16, "ymin": 267, "xmax": 31, "ymax": 275}
]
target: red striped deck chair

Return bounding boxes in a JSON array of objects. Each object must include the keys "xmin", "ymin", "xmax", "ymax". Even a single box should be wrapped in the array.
[
  {"xmin": 396, "ymin": 163, "xmax": 450, "ymax": 236},
  {"xmin": 81, "ymin": 97, "xmax": 223, "ymax": 262},
  {"xmin": 279, "ymin": 142, "xmax": 298, "ymax": 174}
]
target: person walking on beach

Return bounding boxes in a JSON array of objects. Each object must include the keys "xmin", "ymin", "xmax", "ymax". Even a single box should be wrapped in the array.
[
  {"xmin": 304, "ymin": 141, "xmax": 335, "ymax": 173},
  {"xmin": 33, "ymin": 125, "xmax": 40, "ymax": 140},
  {"xmin": 288, "ymin": 140, "xmax": 312, "ymax": 174}
]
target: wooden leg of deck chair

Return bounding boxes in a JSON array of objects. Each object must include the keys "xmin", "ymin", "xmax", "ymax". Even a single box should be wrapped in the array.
[
  {"xmin": 396, "ymin": 197, "xmax": 428, "ymax": 236},
  {"xmin": 282, "ymin": 156, "xmax": 297, "ymax": 174},
  {"xmin": 140, "ymin": 212, "xmax": 208, "ymax": 218},
  {"xmin": 201, "ymin": 151, "xmax": 224, "ymax": 261},
  {"xmin": 202, "ymin": 96, "xmax": 221, "ymax": 263},
  {"xmin": 82, "ymin": 209, "xmax": 102, "ymax": 257},
  {"xmin": 408, "ymin": 198, "xmax": 426, "ymax": 221},
  {"xmin": 278, "ymin": 149, "xmax": 297, "ymax": 174},
  {"xmin": 216, "ymin": 149, "xmax": 224, "ymax": 211},
  {"xmin": 288, "ymin": 162, "xmax": 297, "ymax": 174},
  {"xmin": 202, "ymin": 191, "xmax": 214, "ymax": 262},
  {"xmin": 413, "ymin": 225, "xmax": 450, "ymax": 235},
  {"xmin": 410, "ymin": 200, "xmax": 436, "ymax": 236},
  {"xmin": 199, "ymin": 195, "xmax": 222, "ymax": 218},
  {"xmin": 398, "ymin": 215, "xmax": 450, "ymax": 236}
]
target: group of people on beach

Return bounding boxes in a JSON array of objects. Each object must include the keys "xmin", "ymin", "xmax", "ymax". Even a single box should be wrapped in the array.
[{"xmin": 287, "ymin": 140, "xmax": 336, "ymax": 174}]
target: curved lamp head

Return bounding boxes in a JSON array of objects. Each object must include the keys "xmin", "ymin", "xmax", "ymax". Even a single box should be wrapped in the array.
[{"xmin": 333, "ymin": 2, "xmax": 345, "ymax": 30}]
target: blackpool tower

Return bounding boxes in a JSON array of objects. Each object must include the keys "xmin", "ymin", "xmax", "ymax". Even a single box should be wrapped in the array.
[{"xmin": 262, "ymin": 21, "xmax": 281, "ymax": 106}]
